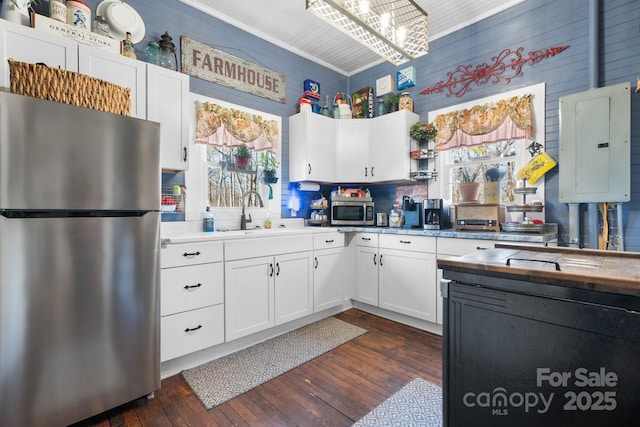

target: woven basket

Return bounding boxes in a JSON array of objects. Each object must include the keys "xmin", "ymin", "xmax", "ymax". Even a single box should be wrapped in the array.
[{"xmin": 7, "ymin": 58, "xmax": 131, "ymax": 116}]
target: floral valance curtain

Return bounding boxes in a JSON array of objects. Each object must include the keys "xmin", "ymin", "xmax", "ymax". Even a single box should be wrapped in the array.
[
  {"xmin": 434, "ymin": 94, "xmax": 533, "ymax": 151},
  {"xmin": 195, "ymin": 102, "xmax": 279, "ymax": 153}
]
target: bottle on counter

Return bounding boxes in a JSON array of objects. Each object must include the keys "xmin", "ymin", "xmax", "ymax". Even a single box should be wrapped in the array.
[
  {"xmin": 264, "ymin": 211, "xmax": 272, "ymax": 229},
  {"xmin": 203, "ymin": 206, "xmax": 215, "ymax": 232},
  {"xmin": 389, "ymin": 203, "xmax": 404, "ymax": 228}
]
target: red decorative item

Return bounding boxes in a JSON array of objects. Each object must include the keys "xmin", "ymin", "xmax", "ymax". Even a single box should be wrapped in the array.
[{"xmin": 420, "ymin": 45, "xmax": 569, "ymax": 98}]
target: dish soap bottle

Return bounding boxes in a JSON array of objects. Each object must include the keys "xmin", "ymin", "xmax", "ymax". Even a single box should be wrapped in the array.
[
  {"xmin": 264, "ymin": 211, "xmax": 272, "ymax": 229},
  {"xmin": 389, "ymin": 203, "xmax": 404, "ymax": 228},
  {"xmin": 202, "ymin": 206, "xmax": 215, "ymax": 232}
]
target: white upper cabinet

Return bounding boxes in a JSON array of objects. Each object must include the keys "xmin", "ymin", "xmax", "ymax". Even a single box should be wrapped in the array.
[
  {"xmin": 371, "ymin": 110, "xmax": 419, "ymax": 182},
  {"xmin": 78, "ymin": 44, "xmax": 147, "ymax": 119},
  {"xmin": 0, "ymin": 20, "xmax": 78, "ymax": 87},
  {"xmin": 336, "ymin": 119, "xmax": 372, "ymax": 182},
  {"xmin": 146, "ymin": 63, "xmax": 190, "ymax": 171},
  {"xmin": 289, "ymin": 112, "xmax": 337, "ymax": 182}
]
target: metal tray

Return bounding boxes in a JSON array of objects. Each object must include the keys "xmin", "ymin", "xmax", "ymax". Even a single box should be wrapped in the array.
[
  {"xmin": 501, "ymin": 223, "xmax": 548, "ymax": 233},
  {"xmin": 506, "ymin": 204, "xmax": 544, "ymax": 213},
  {"xmin": 514, "ymin": 187, "xmax": 538, "ymax": 194}
]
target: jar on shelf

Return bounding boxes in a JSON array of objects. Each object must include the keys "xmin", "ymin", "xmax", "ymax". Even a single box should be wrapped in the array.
[
  {"xmin": 398, "ymin": 92, "xmax": 413, "ymax": 112},
  {"xmin": 144, "ymin": 41, "xmax": 160, "ymax": 65},
  {"xmin": 66, "ymin": 0, "xmax": 91, "ymax": 31},
  {"xmin": 92, "ymin": 15, "xmax": 110, "ymax": 38},
  {"xmin": 49, "ymin": 0, "xmax": 67, "ymax": 23},
  {"xmin": 122, "ymin": 32, "xmax": 137, "ymax": 59}
]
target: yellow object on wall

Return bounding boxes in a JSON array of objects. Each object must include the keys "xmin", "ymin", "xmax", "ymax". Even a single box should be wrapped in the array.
[{"xmin": 516, "ymin": 152, "xmax": 557, "ymax": 184}]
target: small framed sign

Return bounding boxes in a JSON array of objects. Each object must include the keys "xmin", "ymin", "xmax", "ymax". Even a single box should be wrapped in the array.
[
  {"xmin": 396, "ymin": 66, "xmax": 416, "ymax": 90},
  {"xmin": 376, "ymin": 75, "xmax": 394, "ymax": 97}
]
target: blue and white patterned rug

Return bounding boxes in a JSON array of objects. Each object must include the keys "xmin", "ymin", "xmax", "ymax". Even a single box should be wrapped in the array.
[
  {"xmin": 182, "ymin": 317, "xmax": 367, "ymax": 409},
  {"xmin": 353, "ymin": 378, "xmax": 443, "ymax": 427}
]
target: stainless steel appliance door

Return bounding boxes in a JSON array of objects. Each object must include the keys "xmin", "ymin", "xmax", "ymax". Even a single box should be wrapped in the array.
[
  {"xmin": 0, "ymin": 91, "xmax": 160, "ymax": 211},
  {"xmin": 0, "ymin": 212, "xmax": 160, "ymax": 427}
]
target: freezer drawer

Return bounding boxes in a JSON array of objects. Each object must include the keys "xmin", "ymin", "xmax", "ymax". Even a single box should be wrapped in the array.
[{"xmin": 0, "ymin": 213, "xmax": 160, "ymax": 427}]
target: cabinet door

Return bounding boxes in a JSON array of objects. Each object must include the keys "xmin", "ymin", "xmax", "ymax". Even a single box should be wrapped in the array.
[
  {"xmin": 225, "ymin": 256, "xmax": 274, "ymax": 341},
  {"xmin": 337, "ymin": 119, "xmax": 371, "ymax": 182},
  {"xmin": 314, "ymin": 247, "xmax": 346, "ymax": 312},
  {"xmin": 0, "ymin": 21, "xmax": 78, "ymax": 87},
  {"xmin": 354, "ymin": 246, "xmax": 379, "ymax": 306},
  {"xmin": 371, "ymin": 110, "xmax": 418, "ymax": 182},
  {"xmin": 274, "ymin": 251, "xmax": 313, "ymax": 325},
  {"xmin": 379, "ymin": 248, "xmax": 437, "ymax": 322},
  {"xmin": 147, "ymin": 63, "xmax": 190, "ymax": 171},
  {"xmin": 289, "ymin": 112, "xmax": 336, "ymax": 182},
  {"xmin": 78, "ymin": 44, "xmax": 147, "ymax": 119}
]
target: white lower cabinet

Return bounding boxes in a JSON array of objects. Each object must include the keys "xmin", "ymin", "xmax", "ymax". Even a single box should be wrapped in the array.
[
  {"xmin": 355, "ymin": 233, "xmax": 438, "ymax": 322},
  {"xmin": 160, "ymin": 241, "xmax": 225, "ymax": 362},
  {"xmin": 354, "ymin": 233, "xmax": 379, "ymax": 306},
  {"xmin": 313, "ymin": 233, "xmax": 346, "ymax": 312},
  {"xmin": 224, "ymin": 235, "xmax": 314, "ymax": 341}
]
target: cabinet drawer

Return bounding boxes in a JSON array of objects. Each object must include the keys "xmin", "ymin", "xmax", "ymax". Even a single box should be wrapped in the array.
[
  {"xmin": 355, "ymin": 232, "xmax": 378, "ymax": 247},
  {"xmin": 437, "ymin": 237, "xmax": 494, "ymax": 257},
  {"xmin": 161, "ymin": 304, "xmax": 224, "ymax": 362},
  {"xmin": 161, "ymin": 263, "xmax": 224, "ymax": 316},
  {"xmin": 161, "ymin": 241, "xmax": 223, "ymax": 268},
  {"xmin": 225, "ymin": 235, "xmax": 313, "ymax": 261},
  {"xmin": 313, "ymin": 232, "xmax": 345, "ymax": 250},
  {"xmin": 379, "ymin": 234, "xmax": 436, "ymax": 253}
]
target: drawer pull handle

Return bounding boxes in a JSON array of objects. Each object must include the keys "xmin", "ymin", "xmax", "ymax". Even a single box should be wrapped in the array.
[
  {"xmin": 184, "ymin": 283, "xmax": 202, "ymax": 290},
  {"xmin": 325, "ymin": 239, "xmax": 334, "ymax": 243},
  {"xmin": 476, "ymin": 246, "xmax": 489, "ymax": 251},
  {"xmin": 399, "ymin": 240, "xmax": 411, "ymax": 244},
  {"xmin": 362, "ymin": 237, "xmax": 371, "ymax": 241},
  {"xmin": 183, "ymin": 251, "xmax": 201, "ymax": 257},
  {"xmin": 506, "ymin": 257, "xmax": 561, "ymax": 271},
  {"xmin": 184, "ymin": 325, "xmax": 202, "ymax": 333}
]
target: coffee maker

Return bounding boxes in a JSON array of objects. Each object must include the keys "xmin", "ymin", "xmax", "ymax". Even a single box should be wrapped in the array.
[
  {"xmin": 423, "ymin": 199, "xmax": 450, "ymax": 230},
  {"xmin": 402, "ymin": 196, "xmax": 423, "ymax": 229}
]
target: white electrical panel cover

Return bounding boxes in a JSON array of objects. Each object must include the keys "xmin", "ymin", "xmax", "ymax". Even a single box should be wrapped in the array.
[{"xmin": 559, "ymin": 82, "xmax": 630, "ymax": 203}]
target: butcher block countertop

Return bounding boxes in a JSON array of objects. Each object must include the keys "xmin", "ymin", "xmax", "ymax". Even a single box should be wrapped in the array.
[{"xmin": 437, "ymin": 244, "xmax": 640, "ymax": 298}]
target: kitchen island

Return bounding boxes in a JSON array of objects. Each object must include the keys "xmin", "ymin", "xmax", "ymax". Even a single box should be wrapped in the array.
[{"xmin": 438, "ymin": 245, "xmax": 640, "ymax": 426}]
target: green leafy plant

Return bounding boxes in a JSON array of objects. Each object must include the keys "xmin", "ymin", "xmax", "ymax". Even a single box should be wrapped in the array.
[
  {"xmin": 10, "ymin": 0, "xmax": 38, "ymax": 11},
  {"xmin": 234, "ymin": 145, "xmax": 252, "ymax": 158},
  {"xmin": 410, "ymin": 121, "xmax": 438, "ymax": 141},
  {"xmin": 384, "ymin": 93, "xmax": 399, "ymax": 106},
  {"xmin": 460, "ymin": 164, "xmax": 483, "ymax": 182},
  {"xmin": 258, "ymin": 152, "xmax": 279, "ymax": 175}
]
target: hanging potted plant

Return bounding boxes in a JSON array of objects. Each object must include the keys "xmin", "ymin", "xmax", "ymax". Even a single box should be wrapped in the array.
[
  {"xmin": 233, "ymin": 145, "xmax": 252, "ymax": 170},
  {"xmin": 457, "ymin": 164, "xmax": 483, "ymax": 202},
  {"xmin": 258, "ymin": 152, "xmax": 279, "ymax": 184},
  {"xmin": 410, "ymin": 121, "xmax": 438, "ymax": 141}
]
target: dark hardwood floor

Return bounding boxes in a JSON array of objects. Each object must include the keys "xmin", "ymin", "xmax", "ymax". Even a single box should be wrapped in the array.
[{"xmin": 72, "ymin": 309, "xmax": 443, "ymax": 427}]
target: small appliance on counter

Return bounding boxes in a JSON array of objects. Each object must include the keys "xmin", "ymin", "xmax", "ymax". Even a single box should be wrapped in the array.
[
  {"xmin": 376, "ymin": 212, "xmax": 389, "ymax": 227},
  {"xmin": 330, "ymin": 196, "xmax": 374, "ymax": 226},
  {"xmin": 453, "ymin": 203, "xmax": 504, "ymax": 232},
  {"xmin": 423, "ymin": 198, "xmax": 450, "ymax": 230},
  {"xmin": 402, "ymin": 196, "xmax": 423, "ymax": 229}
]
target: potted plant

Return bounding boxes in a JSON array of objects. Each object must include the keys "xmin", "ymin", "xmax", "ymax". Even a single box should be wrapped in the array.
[
  {"xmin": 1, "ymin": 0, "xmax": 38, "ymax": 25},
  {"xmin": 233, "ymin": 145, "xmax": 252, "ymax": 170},
  {"xmin": 458, "ymin": 164, "xmax": 483, "ymax": 202},
  {"xmin": 410, "ymin": 121, "xmax": 438, "ymax": 141},
  {"xmin": 384, "ymin": 93, "xmax": 399, "ymax": 113},
  {"xmin": 258, "ymin": 152, "xmax": 279, "ymax": 184}
]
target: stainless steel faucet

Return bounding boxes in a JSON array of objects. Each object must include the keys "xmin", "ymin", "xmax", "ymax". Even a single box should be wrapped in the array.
[{"xmin": 240, "ymin": 190, "xmax": 264, "ymax": 230}]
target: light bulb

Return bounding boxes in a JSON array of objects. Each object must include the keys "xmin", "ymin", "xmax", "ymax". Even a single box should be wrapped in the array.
[
  {"xmin": 380, "ymin": 12, "xmax": 390, "ymax": 31},
  {"xmin": 359, "ymin": 0, "xmax": 369, "ymax": 15},
  {"xmin": 397, "ymin": 26, "xmax": 407, "ymax": 46}
]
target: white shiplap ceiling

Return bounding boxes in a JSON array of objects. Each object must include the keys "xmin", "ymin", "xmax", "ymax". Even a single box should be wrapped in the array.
[{"xmin": 180, "ymin": 0, "xmax": 525, "ymax": 76}]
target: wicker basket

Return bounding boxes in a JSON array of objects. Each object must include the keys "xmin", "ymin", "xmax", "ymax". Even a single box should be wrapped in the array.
[{"xmin": 7, "ymin": 58, "xmax": 131, "ymax": 116}]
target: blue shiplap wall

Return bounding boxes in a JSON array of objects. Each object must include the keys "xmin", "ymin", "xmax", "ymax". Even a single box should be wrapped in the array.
[
  {"xmin": 75, "ymin": 0, "xmax": 639, "ymax": 249},
  {"xmin": 350, "ymin": 0, "xmax": 640, "ymax": 250}
]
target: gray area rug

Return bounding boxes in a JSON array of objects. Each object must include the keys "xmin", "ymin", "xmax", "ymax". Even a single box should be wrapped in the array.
[
  {"xmin": 353, "ymin": 378, "xmax": 443, "ymax": 427},
  {"xmin": 182, "ymin": 317, "xmax": 367, "ymax": 409}
]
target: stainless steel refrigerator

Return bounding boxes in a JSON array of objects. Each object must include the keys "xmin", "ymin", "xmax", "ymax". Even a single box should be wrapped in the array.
[{"xmin": 0, "ymin": 91, "xmax": 161, "ymax": 427}]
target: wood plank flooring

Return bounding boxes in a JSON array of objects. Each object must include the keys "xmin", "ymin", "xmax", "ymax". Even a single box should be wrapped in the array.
[{"xmin": 71, "ymin": 309, "xmax": 442, "ymax": 427}]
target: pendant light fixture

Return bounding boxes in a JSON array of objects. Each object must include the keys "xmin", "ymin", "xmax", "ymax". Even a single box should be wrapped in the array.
[{"xmin": 306, "ymin": 0, "xmax": 429, "ymax": 65}]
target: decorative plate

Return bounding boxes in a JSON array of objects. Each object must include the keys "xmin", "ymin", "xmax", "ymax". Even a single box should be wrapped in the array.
[{"xmin": 97, "ymin": 0, "xmax": 146, "ymax": 44}]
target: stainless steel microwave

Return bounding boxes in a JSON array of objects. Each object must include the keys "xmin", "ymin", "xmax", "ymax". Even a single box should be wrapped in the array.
[{"xmin": 330, "ymin": 199, "xmax": 375, "ymax": 225}]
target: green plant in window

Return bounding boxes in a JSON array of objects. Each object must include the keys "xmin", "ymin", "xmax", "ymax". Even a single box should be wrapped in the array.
[
  {"xmin": 233, "ymin": 145, "xmax": 252, "ymax": 158},
  {"xmin": 258, "ymin": 152, "xmax": 279, "ymax": 175},
  {"xmin": 460, "ymin": 164, "xmax": 483, "ymax": 182}
]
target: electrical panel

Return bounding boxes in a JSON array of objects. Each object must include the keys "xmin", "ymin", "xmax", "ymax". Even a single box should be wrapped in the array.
[{"xmin": 559, "ymin": 82, "xmax": 630, "ymax": 203}]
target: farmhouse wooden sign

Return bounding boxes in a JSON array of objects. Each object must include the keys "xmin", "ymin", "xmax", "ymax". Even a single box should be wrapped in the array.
[{"xmin": 181, "ymin": 36, "xmax": 286, "ymax": 104}]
